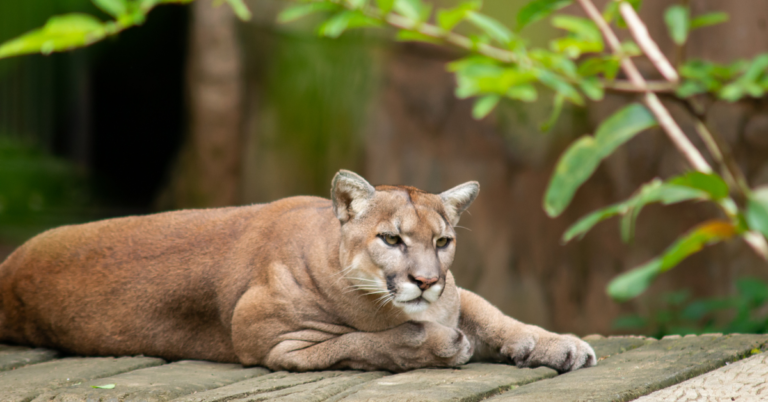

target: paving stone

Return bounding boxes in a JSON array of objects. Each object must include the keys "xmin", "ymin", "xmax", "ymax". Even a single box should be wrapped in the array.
[
  {"xmin": 585, "ymin": 336, "xmax": 656, "ymax": 360},
  {"xmin": 0, "ymin": 356, "xmax": 164, "ymax": 402},
  {"xmin": 32, "ymin": 360, "xmax": 270, "ymax": 402},
  {"xmin": 334, "ymin": 363, "xmax": 557, "ymax": 402},
  {"xmin": 0, "ymin": 346, "xmax": 59, "ymax": 372},
  {"xmin": 486, "ymin": 334, "xmax": 768, "ymax": 402},
  {"xmin": 634, "ymin": 351, "xmax": 768, "ymax": 402},
  {"xmin": 172, "ymin": 371, "xmax": 370, "ymax": 402}
]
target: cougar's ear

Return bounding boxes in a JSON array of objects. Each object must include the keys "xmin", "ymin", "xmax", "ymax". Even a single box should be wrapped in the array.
[
  {"xmin": 439, "ymin": 181, "xmax": 479, "ymax": 226},
  {"xmin": 331, "ymin": 170, "xmax": 376, "ymax": 223}
]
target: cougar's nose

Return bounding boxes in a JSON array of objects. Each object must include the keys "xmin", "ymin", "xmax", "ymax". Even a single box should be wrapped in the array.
[{"xmin": 409, "ymin": 275, "xmax": 439, "ymax": 290}]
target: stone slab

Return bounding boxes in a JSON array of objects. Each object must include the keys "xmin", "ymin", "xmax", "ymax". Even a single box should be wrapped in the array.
[
  {"xmin": 335, "ymin": 363, "xmax": 557, "ymax": 402},
  {"xmin": 486, "ymin": 334, "xmax": 768, "ymax": 402},
  {"xmin": 0, "ymin": 346, "xmax": 59, "ymax": 372},
  {"xmin": 0, "ymin": 356, "xmax": 165, "ymax": 402},
  {"xmin": 634, "ymin": 351, "xmax": 768, "ymax": 402},
  {"xmin": 32, "ymin": 360, "xmax": 270, "ymax": 402},
  {"xmin": 172, "ymin": 371, "xmax": 371, "ymax": 402},
  {"xmin": 585, "ymin": 336, "xmax": 656, "ymax": 360}
]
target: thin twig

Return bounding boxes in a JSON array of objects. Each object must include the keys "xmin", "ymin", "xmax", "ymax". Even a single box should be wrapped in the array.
[
  {"xmin": 619, "ymin": 3, "xmax": 678, "ymax": 82},
  {"xmin": 577, "ymin": 0, "xmax": 712, "ymax": 173},
  {"xmin": 620, "ymin": 3, "xmax": 752, "ymax": 200}
]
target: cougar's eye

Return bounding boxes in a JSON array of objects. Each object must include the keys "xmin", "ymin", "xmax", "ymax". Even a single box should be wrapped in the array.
[
  {"xmin": 436, "ymin": 237, "xmax": 450, "ymax": 248},
  {"xmin": 381, "ymin": 234, "xmax": 401, "ymax": 246}
]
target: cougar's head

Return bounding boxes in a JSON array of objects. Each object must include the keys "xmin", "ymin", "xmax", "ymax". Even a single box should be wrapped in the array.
[{"xmin": 331, "ymin": 170, "xmax": 479, "ymax": 315}]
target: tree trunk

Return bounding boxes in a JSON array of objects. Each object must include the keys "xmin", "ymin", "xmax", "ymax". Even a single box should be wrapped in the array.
[{"xmin": 161, "ymin": 0, "xmax": 243, "ymax": 208}]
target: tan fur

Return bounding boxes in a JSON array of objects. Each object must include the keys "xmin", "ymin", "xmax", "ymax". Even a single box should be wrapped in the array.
[{"xmin": 0, "ymin": 170, "xmax": 595, "ymax": 373}]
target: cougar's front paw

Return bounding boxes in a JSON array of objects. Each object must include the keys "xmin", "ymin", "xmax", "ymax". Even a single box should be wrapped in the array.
[
  {"xmin": 395, "ymin": 321, "xmax": 473, "ymax": 371},
  {"xmin": 501, "ymin": 332, "xmax": 596, "ymax": 373}
]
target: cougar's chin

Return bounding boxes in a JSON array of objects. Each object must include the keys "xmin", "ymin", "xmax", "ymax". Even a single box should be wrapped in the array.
[
  {"xmin": 394, "ymin": 297, "xmax": 431, "ymax": 314},
  {"xmin": 392, "ymin": 283, "xmax": 443, "ymax": 314}
]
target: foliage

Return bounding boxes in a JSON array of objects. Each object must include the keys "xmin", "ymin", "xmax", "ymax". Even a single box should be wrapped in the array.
[
  {"xmin": 0, "ymin": 136, "xmax": 94, "ymax": 243},
  {"xmin": 614, "ymin": 277, "xmax": 768, "ymax": 337},
  {"xmin": 0, "ymin": 0, "xmax": 250, "ymax": 60},
  {"xmin": 1, "ymin": 0, "xmax": 767, "ymax": 304}
]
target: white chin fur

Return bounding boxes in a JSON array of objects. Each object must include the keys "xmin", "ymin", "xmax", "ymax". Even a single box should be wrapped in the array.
[
  {"xmin": 395, "ymin": 298, "xmax": 430, "ymax": 314},
  {"xmin": 393, "ymin": 282, "xmax": 443, "ymax": 314}
]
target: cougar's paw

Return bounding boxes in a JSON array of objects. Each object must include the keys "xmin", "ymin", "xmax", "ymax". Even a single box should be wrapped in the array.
[
  {"xmin": 501, "ymin": 332, "xmax": 596, "ymax": 373},
  {"xmin": 395, "ymin": 321, "xmax": 473, "ymax": 371}
]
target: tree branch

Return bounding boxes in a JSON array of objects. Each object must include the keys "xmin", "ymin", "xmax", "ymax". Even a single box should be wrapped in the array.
[
  {"xmin": 619, "ymin": 3, "xmax": 678, "ymax": 82},
  {"xmin": 577, "ymin": 0, "xmax": 712, "ymax": 173}
]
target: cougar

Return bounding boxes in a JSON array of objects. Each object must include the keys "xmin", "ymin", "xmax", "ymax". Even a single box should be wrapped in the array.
[{"xmin": 0, "ymin": 170, "xmax": 596, "ymax": 373}]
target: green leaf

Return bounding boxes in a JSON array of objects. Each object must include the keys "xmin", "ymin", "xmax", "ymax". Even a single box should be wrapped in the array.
[
  {"xmin": 551, "ymin": 15, "xmax": 601, "ymax": 43},
  {"xmin": 690, "ymin": 12, "xmax": 728, "ymax": 30},
  {"xmin": 93, "ymin": 0, "xmax": 128, "ymax": 18},
  {"xmin": 472, "ymin": 95, "xmax": 500, "ymax": 120},
  {"xmin": 676, "ymin": 80, "xmax": 708, "ymax": 98},
  {"xmin": 437, "ymin": 1, "xmax": 480, "ymax": 31},
  {"xmin": 563, "ymin": 203, "xmax": 625, "ymax": 243},
  {"xmin": 516, "ymin": 0, "xmax": 573, "ymax": 31},
  {"xmin": 563, "ymin": 179, "xmax": 707, "ymax": 243},
  {"xmin": 660, "ymin": 221, "xmax": 735, "ymax": 269},
  {"xmin": 669, "ymin": 171, "xmax": 729, "ymax": 200},
  {"xmin": 0, "ymin": 14, "xmax": 107, "ymax": 59},
  {"xmin": 92, "ymin": 384, "xmax": 116, "ymax": 389},
  {"xmin": 544, "ymin": 135, "xmax": 600, "ymax": 216},
  {"xmin": 578, "ymin": 56, "xmax": 620, "ymax": 80},
  {"xmin": 593, "ymin": 103, "xmax": 657, "ymax": 156},
  {"xmin": 507, "ymin": 84, "xmax": 537, "ymax": 101},
  {"xmin": 620, "ymin": 41, "xmax": 641, "ymax": 57},
  {"xmin": 608, "ymin": 220, "xmax": 736, "ymax": 301},
  {"xmin": 466, "ymin": 11, "xmax": 514, "ymax": 45},
  {"xmin": 617, "ymin": 177, "xmax": 707, "ymax": 244},
  {"xmin": 277, "ymin": 3, "xmax": 339, "ymax": 23},
  {"xmin": 394, "ymin": 0, "xmax": 429, "ymax": 22},
  {"xmin": 579, "ymin": 76, "xmax": 603, "ymax": 101},
  {"xmin": 535, "ymin": 69, "xmax": 583, "ymax": 105},
  {"xmin": 742, "ymin": 54, "xmax": 768, "ymax": 82},
  {"xmin": 318, "ymin": 11, "xmax": 381, "ymax": 38},
  {"xmin": 376, "ymin": 0, "xmax": 395, "ymax": 14},
  {"xmin": 540, "ymin": 93, "xmax": 565, "ymax": 132},
  {"xmin": 347, "ymin": 0, "xmax": 368, "ymax": 9},
  {"xmin": 544, "ymin": 103, "xmax": 657, "ymax": 217},
  {"xmin": 551, "ymin": 38, "xmax": 603, "ymax": 59},
  {"xmin": 607, "ymin": 259, "xmax": 662, "ymax": 302},
  {"xmin": 395, "ymin": 30, "xmax": 441, "ymax": 44},
  {"xmin": 719, "ymin": 83, "xmax": 745, "ymax": 102},
  {"xmin": 226, "ymin": 0, "xmax": 252, "ymax": 21},
  {"xmin": 746, "ymin": 187, "xmax": 768, "ymax": 239},
  {"xmin": 664, "ymin": 5, "xmax": 690, "ymax": 46}
]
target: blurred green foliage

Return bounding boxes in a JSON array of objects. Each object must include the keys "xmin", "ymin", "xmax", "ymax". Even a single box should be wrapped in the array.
[
  {"xmin": 0, "ymin": 136, "xmax": 92, "ymax": 242},
  {"xmin": 614, "ymin": 277, "xmax": 768, "ymax": 337}
]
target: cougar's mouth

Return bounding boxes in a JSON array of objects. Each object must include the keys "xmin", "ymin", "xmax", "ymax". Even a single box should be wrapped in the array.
[{"xmin": 394, "ymin": 295, "xmax": 430, "ymax": 314}]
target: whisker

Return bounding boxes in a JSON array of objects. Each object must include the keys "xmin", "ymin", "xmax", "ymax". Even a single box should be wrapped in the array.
[
  {"xmin": 346, "ymin": 277, "xmax": 380, "ymax": 282},
  {"xmin": 374, "ymin": 295, "xmax": 394, "ymax": 314},
  {"xmin": 454, "ymin": 225, "xmax": 472, "ymax": 232}
]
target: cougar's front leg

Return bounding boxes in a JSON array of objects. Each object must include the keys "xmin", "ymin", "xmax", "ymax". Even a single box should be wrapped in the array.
[
  {"xmin": 231, "ymin": 288, "xmax": 472, "ymax": 372},
  {"xmin": 265, "ymin": 321, "xmax": 472, "ymax": 372},
  {"xmin": 458, "ymin": 288, "xmax": 596, "ymax": 373}
]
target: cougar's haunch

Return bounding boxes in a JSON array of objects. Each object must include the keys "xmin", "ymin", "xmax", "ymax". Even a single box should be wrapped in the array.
[{"xmin": 0, "ymin": 170, "xmax": 596, "ymax": 373}]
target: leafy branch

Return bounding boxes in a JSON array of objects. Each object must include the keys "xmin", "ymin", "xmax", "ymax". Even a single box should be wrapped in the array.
[{"xmin": 0, "ymin": 0, "xmax": 251, "ymax": 60}]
